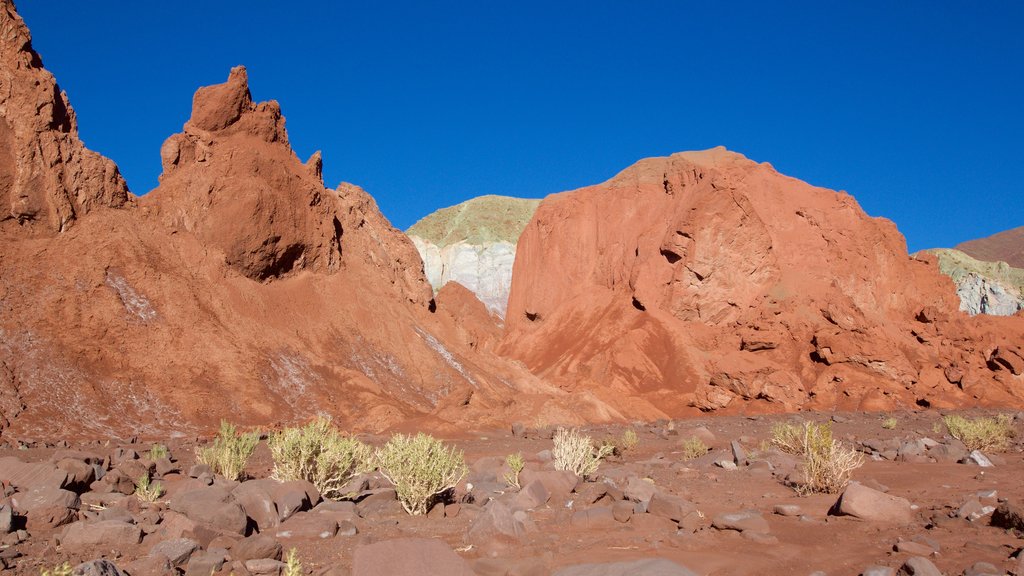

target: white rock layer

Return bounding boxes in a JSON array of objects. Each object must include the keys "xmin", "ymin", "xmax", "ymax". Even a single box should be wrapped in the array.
[
  {"xmin": 410, "ymin": 236, "xmax": 517, "ymax": 318},
  {"xmin": 954, "ymin": 273, "xmax": 1024, "ymax": 316}
]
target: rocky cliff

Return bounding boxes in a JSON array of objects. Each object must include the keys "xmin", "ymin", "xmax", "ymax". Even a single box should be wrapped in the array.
[
  {"xmin": 956, "ymin": 226, "xmax": 1024, "ymax": 269},
  {"xmin": 407, "ymin": 195, "xmax": 540, "ymax": 317},
  {"xmin": 502, "ymin": 148, "xmax": 1024, "ymax": 419},
  {"xmin": 919, "ymin": 249, "xmax": 1024, "ymax": 316},
  {"xmin": 0, "ymin": 2, "xmax": 130, "ymax": 236},
  {"xmin": 0, "ymin": 3, "xmax": 555, "ymax": 439}
]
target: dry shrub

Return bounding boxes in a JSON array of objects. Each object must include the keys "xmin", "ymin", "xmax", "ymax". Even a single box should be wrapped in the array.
[
  {"xmin": 196, "ymin": 420, "xmax": 260, "ymax": 481},
  {"xmin": 943, "ymin": 414, "xmax": 1015, "ymax": 452},
  {"xmin": 268, "ymin": 416, "xmax": 372, "ymax": 499},
  {"xmin": 679, "ymin": 437, "xmax": 709, "ymax": 461},
  {"xmin": 375, "ymin": 432, "xmax": 467, "ymax": 515},
  {"xmin": 552, "ymin": 427, "xmax": 614, "ymax": 478},
  {"xmin": 773, "ymin": 420, "xmax": 863, "ymax": 494}
]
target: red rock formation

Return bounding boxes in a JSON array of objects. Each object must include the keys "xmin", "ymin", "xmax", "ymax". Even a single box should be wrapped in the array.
[
  {"xmin": 503, "ymin": 148, "xmax": 1024, "ymax": 418},
  {"xmin": 956, "ymin": 226, "xmax": 1024, "ymax": 269},
  {"xmin": 0, "ymin": 2, "xmax": 130, "ymax": 236},
  {"xmin": 0, "ymin": 15, "xmax": 545, "ymax": 439}
]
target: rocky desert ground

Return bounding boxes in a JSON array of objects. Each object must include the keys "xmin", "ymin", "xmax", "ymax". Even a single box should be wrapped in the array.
[
  {"xmin": 2, "ymin": 0, "xmax": 1024, "ymax": 574},
  {"xmin": 2, "ymin": 411, "xmax": 1024, "ymax": 576}
]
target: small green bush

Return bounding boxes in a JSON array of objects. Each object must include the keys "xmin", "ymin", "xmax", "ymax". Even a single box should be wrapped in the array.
[
  {"xmin": 268, "ymin": 417, "xmax": 372, "ymax": 499},
  {"xmin": 552, "ymin": 427, "xmax": 614, "ymax": 478},
  {"xmin": 148, "ymin": 443, "xmax": 169, "ymax": 461},
  {"xmin": 375, "ymin": 432, "xmax": 468, "ymax": 515},
  {"xmin": 196, "ymin": 420, "xmax": 260, "ymax": 481},
  {"xmin": 881, "ymin": 416, "xmax": 897, "ymax": 430},
  {"xmin": 503, "ymin": 452, "xmax": 525, "ymax": 489},
  {"xmin": 134, "ymin": 474, "xmax": 164, "ymax": 502},
  {"xmin": 679, "ymin": 437, "xmax": 709, "ymax": 460},
  {"xmin": 943, "ymin": 414, "xmax": 1015, "ymax": 452}
]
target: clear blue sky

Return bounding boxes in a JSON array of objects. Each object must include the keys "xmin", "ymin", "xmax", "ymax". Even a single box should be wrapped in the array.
[{"xmin": 18, "ymin": 1, "xmax": 1023, "ymax": 252}]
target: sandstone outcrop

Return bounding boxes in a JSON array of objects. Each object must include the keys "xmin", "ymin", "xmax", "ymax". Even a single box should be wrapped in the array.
[
  {"xmin": 0, "ymin": 5, "xmax": 549, "ymax": 438},
  {"xmin": 407, "ymin": 195, "xmax": 540, "ymax": 317},
  {"xmin": 918, "ymin": 249, "xmax": 1024, "ymax": 316},
  {"xmin": 0, "ymin": 2, "xmax": 130, "ymax": 236},
  {"xmin": 956, "ymin": 226, "xmax": 1024, "ymax": 269},
  {"xmin": 503, "ymin": 148, "xmax": 1024, "ymax": 418}
]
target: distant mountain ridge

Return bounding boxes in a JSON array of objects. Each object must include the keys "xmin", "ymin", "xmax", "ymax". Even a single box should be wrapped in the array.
[{"xmin": 956, "ymin": 226, "xmax": 1024, "ymax": 269}]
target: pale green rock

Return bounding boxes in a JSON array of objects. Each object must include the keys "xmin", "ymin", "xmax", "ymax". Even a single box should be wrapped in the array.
[
  {"xmin": 918, "ymin": 248, "xmax": 1024, "ymax": 316},
  {"xmin": 407, "ymin": 195, "xmax": 541, "ymax": 318}
]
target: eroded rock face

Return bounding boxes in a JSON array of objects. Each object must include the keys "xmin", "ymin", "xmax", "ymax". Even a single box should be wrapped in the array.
[
  {"xmin": 0, "ymin": 2, "xmax": 130, "ymax": 236},
  {"xmin": 0, "ymin": 6, "xmax": 546, "ymax": 438},
  {"xmin": 502, "ymin": 148, "xmax": 1024, "ymax": 418},
  {"xmin": 407, "ymin": 195, "xmax": 540, "ymax": 317},
  {"xmin": 919, "ymin": 249, "xmax": 1024, "ymax": 316}
]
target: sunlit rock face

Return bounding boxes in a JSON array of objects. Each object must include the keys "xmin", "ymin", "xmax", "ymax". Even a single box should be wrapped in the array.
[
  {"xmin": 407, "ymin": 195, "xmax": 540, "ymax": 318},
  {"xmin": 921, "ymin": 249, "xmax": 1024, "ymax": 316}
]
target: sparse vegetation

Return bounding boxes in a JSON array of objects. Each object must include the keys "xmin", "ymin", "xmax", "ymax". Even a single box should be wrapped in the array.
[
  {"xmin": 268, "ymin": 416, "xmax": 372, "ymax": 499},
  {"xmin": 620, "ymin": 428, "xmax": 639, "ymax": 452},
  {"xmin": 503, "ymin": 452, "xmax": 525, "ymax": 489},
  {"xmin": 679, "ymin": 436, "xmax": 710, "ymax": 460},
  {"xmin": 773, "ymin": 421, "xmax": 863, "ymax": 494},
  {"xmin": 769, "ymin": 421, "xmax": 806, "ymax": 455},
  {"xmin": 196, "ymin": 420, "xmax": 260, "ymax": 481},
  {"xmin": 284, "ymin": 548, "xmax": 302, "ymax": 576},
  {"xmin": 40, "ymin": 563, "xmax": 72, "ymax": 576},
  {"xmin": 148, "ymin": 443, "xmax": 169, "ymax": 461},
  {"xmin": 134, "ymin": 474, "xmax": 164, "ymax": 502},
  {"xmin": 943, "ymin": 413, "xmax": 1016, "ymax": 452},
  {"xmin": 375, "ymin": 432, "xmax": 468, "ymax": 515},
  {"xmin": 881, "ymin": 416, "xmax": 898, "ymax": 430},
  {"xmin": 552, "ymin": 427, "xmax": 614, "ymax": 478}
]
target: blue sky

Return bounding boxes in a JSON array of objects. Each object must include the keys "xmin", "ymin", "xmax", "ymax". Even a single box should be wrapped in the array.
[{"xmin": 18, "ymin": 1, "xmax": 1023, "ymax": 252}]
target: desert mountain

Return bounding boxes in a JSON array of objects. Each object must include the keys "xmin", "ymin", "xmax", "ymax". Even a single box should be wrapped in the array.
[
  {"xmin": 2, "ymin": 1, "xmax": 1022, "ymax": 441},
  {"xmin": 956, "ymin": 226, "xmax": 1024, "ymax": 269},
  {"xmin": 407, "ymin": 195, "xmax": 540, "ymax": 318},
  {"xmin": 0, "ymin": 2, "xmax": 558, "ymax": 439},
  {"xmin": 502, "ymin": 148, "xmax": 1024, "ymax": 419},
  {"xmin": 919, "ymin": 249, "xmax": 1024, "ymax": 316}
]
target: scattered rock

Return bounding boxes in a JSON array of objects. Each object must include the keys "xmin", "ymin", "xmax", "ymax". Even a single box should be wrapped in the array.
[
  {"xmin": 245, "ymin": 558, "xmax": 287, "ymax": 576},
  {"xmin": 896, "ymin": 556, "xmax": 941, "ymax": 576},
  {"xmin": 72, "ymin": 559, "xmax": 124, "ymax": 576},
  {"xmin": 991, "ymin": 501, "xmax": 1024, "ymax": 531},
  {"xmin": 647, "ymin": 492, "xmax": 697, "ymax": 523},
  {"xmin": 275, "ymin": 511, "xmax": 338, "ymax": 539},
  {"xmin": 773, "ymin": 504, "xmax": 802, "ymax": 517},
  {"xmin": 712, "ymin": 510, "xmax": 770, "ymax": 534},
  {"xmin": 149, "ymin": 538, "xmax": 200, "ymax": 568},
  {"xmin": 965, "ymin": 451, "xmax": 994, "ymax": 467},
  {"xmin": 467, "ymin": 500, "xmax": 536, "ymax": 543},
  {"xmin": 0, "ymin": 504, "xmax": 11, "ymax": 533},
  {"xmin": 232, "ymin": 534, "xmax": 283, "ymax": 562},
  {"xmin": 963, "ymin": 561, "xmax": 1001, "ymax": 576},
  {"xmin": 60, "ymin": 520, "xmax": 142, "ymax": 550},
  {"xmin": 861, "ymin": 566, "xmax": 896, "ymax": 576},
  {"xmin": 830, "ymin": 482, "xmax": 914, "ymax": 523},
  {"xmin": 185, "ymin": 551, "xmax": 227, "ymax": 576}
]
